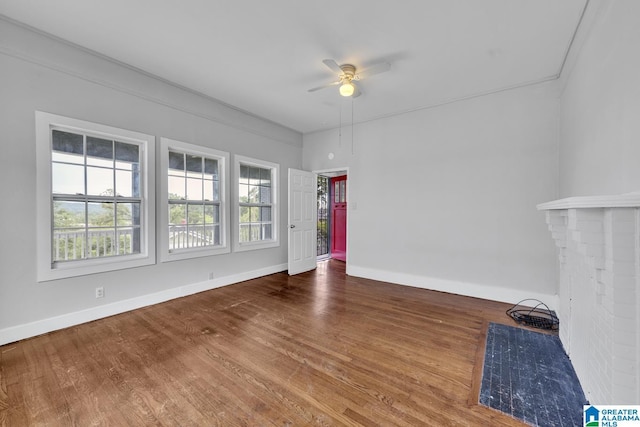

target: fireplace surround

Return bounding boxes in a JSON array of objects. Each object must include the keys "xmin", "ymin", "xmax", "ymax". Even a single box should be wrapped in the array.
[{"xmin": 538, "ymin": 192, "xmax": 640, "ymax": 404}]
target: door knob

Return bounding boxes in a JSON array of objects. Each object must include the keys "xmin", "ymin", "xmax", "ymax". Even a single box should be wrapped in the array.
[{"xmin": 290, "ymin": 224, "xmax": 296, "ymax": 229}]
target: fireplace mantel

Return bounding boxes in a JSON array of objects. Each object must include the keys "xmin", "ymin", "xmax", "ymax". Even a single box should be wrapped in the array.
[
  {"xmin": 537, "ymin": 192, "xmax": 640, "ymax": 404},
  {"xmin": 537, "ymin": 192, "xmax": 640, "ymax": 210}
]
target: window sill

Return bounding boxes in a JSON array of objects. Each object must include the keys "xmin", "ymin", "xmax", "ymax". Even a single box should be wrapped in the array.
[
  {"xmin": 233, "ymin": 239, "xmax": 280, "ymax": 253},
  {"xmin": 38, "ymin": 253, "xmax": 155, "ymax": 282},
  {"xmin": 160, "ymin": 245, "xmax": 231, "ymax": 262}
]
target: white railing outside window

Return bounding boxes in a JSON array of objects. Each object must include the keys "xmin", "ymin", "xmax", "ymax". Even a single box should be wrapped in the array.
[
  {"xmin": 53, "ymin": 228, "xmax": 135, "ymax": 261},
  {"xmin": 168, "ymin": 224, "xmax": 219, "ymax": 249}
]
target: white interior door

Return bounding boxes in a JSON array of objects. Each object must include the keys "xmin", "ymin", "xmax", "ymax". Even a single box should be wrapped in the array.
[{"xmin": 288, "ymin": 168, "xmax": 317, "ymax": 275}]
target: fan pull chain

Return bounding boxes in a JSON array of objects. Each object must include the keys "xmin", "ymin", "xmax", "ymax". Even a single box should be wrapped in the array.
[
  {"xmin": 351, "ymin": 98, "xmax": 354, "ymax": 155},
  {"xmin": 338, "ymin": 101, "xmax": 342, "ymax": 147}
]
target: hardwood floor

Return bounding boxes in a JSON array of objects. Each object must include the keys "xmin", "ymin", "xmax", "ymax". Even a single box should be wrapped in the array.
[{"xmin": 0, "ymin": 260, "xmax": 529, "ymax": 426}]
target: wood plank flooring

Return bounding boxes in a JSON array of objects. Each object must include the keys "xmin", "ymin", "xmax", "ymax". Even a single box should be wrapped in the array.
[{"xmin": 0, "ymin": 260, "xmax": 529, "ymax": 426}]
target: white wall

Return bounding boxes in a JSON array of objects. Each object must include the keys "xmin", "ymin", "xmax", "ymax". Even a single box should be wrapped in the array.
[
  {"xmin": 0, "ymin": 18, "xmax": 302, "ymax": 344},
  {"xmin": 559, "ymin": 0, "xmax": 640, "ymax": 197},
  {"xmin": 304, "ymin": 84, "xmax": 560, "ymax": 306}
]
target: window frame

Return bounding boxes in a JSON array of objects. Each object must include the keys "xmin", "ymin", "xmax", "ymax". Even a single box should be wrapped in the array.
[
  {"xmin": 159, "ymin": 137, "xmax": 230, "ymax": 262},
  {"xmin": 36, "ymin": 111, "xmax": 156, "ymax": 282},
  {"xmin": 233, "ymin": 155, "xmax": 279, "ymax": 252}
]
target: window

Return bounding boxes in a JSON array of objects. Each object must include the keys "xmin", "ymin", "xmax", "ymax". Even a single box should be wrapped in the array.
[
  {"xmin": 36, "ymin": 112, "xmax": 155, "ymax": 281},
  {"xmin": 159, "ymin": 138, "xmax": 230, "ymax": 261},
  {"xmin": 233, "ymin": 155, "xmax": 279, "ymax": 252}
]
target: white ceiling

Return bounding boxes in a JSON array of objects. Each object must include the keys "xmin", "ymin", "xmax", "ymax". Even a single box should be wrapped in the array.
[{"xmin": 0, "ymin": 0, "xmax": 588, "ymax": 134}]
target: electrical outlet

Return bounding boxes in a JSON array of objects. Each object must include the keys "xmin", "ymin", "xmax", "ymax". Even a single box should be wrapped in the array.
[
  {"xmin": 95, "ymin": 287, "xmax": 105, "ymax": 299},
  {"xmin": 208, "ymin": 272, "xmax": 214, "ymax": 280}
]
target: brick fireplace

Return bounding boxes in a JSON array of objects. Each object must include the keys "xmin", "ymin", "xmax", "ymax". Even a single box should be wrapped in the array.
[{"xmin": 538, "ymin": 193, "xmax": 640, "ymax": 404}]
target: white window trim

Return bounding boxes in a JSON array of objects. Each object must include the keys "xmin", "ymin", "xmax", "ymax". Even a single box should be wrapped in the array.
[
  {"xmin": 233, "ymin": 155, "xmax": 280, "ymax": 252},
  {"xmin": 159, "ymin": 137, "xmax": 230, "ymax": 262},
  {"xmin": 35, "ymin": 111, "xmax": 156, "ymax": 282}
]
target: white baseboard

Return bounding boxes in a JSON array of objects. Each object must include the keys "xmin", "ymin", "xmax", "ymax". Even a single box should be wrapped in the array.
[
  {"xmin": 0, "ymin": 263, "xmax": 287, "ymax": 346},
  {"xmin": 347, "ymin": 265, "xmax": 559, "ymax": 311}
]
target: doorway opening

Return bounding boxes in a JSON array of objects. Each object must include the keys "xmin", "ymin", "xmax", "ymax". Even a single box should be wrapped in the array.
[
  {"xmin": 316, "ymin": 172, "xmax": 348, "ymax": 262},
  {"xmin": 317, "ymin": 175, "xmax": 330, "ymax": 259}
]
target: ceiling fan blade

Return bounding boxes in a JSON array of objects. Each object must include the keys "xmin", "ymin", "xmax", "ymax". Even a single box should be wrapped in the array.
[
  {"xmin": 322, "ymin": 59, "xmax": 343, "ymax": 73},
  {"xmin": 308, "ymin": 80, "xmax": 341, "ymax": 92},
  {"xmin": 356, "ymin": 62, "xmax": 391, "ymax": 79}
]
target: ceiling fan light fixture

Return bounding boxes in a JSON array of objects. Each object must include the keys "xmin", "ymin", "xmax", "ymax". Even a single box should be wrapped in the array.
[{"xmin": 339, "ymin": 82, "xmax": 355, "ymax": 97}]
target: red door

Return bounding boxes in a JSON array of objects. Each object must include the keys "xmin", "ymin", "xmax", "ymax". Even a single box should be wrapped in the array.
[{"xmin": 330, "ymin": 176, "xmax": 347, "ymax": 262}]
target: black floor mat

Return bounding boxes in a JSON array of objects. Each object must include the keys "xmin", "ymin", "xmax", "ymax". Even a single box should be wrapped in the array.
[{"xmin": 479, "ymin": 322, "xmax": 587, "ymax": 426}]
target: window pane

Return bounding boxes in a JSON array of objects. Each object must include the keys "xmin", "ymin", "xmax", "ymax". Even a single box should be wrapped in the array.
[
  {"xmin": 87, "ymin": 137, "xmax": 113, "ymax": 167},
  {"xmin": 52, "ymin": 163, "xmax": 84, "ymax": 195},
  {"xmin": 250, "ymin": 206, "xmax": 260, "ymax": 222},
  {"xmin": 262, "ymin": 223, "xmax": 272, "ymax": 240},
  {"xmin": 169, "ymin": 221, "xmax": 186, "ymax": 250},
  {"xmin": 204, "ymin": 158, "xmax": 218, "ymax": 180},
  {"xmin": 116, "ymin": 202, "xmax": 133, "ymax": 226},
  {"xmin": 169, "ymin": 175, "xmax": 185, "ymax": 199},
  {"xmin": 131, "ymin": 227, "xmax": 141, "ymax": 253},
  {"xmin": 238, "ymin": 183, "xmax": 249, "ymax": 203},
  {"xmin": 52, "ymin": 130, "xmax": 83, "ymax": 157},
  {"xmin": 204, "ymin": 204, "xmax": 219, "ymax": 224},
  {"xmin": 53, "ymin": 228, "xmax": 85, "ymax": 261},
  {"xmin": 169, "ymin": 203, "xmax": 186, "ymax": 225},
  {"xmin": 88, "ymin": 202, "xmax": 115, "ymax": 227},
  {"xmin": 87, "ymin": 226, "xmax": 116, "ymax": 258},
  {"xmin": 115, "ymin": 141, "xmax": 139, "ymax": 164},
  {"xmin": 213, "ymin": 181, "xmax": 219, "ymax": 202},
  {"xmin": 87, "ymin": 166, "xmax": 113, "ymax": 196},
  {"xmin": 115, "ymin": 169, "xmax": 133, "ymax": 197},
  {"xmin": 186, "ymin": 155, "xmax": 202, "ymax": 174},
  {"xmin": 340, "ymin": 180, "xmax": 346, "ymax": 203},
  {"xmin": 203, "ymin": 180, "xmax": 214, "ymax": 201},
  {"xmin": 187, "ymin": 204, "xmax": 204, "ymax": 225},
  {"xmin": 248, "ymin": 185, "xmax": 260, "ymax": 203},
  {"xmin": 52, "ymin": 130, "xmax": 84, "ymax": 163},
  {"xmin": 240, "ymin": 164, "xmax": 249, "ymax": 184},
  {"xmin": 260, "ymin": 186, "xmax": 271, "ymax": 204},
  {"xmin": 191, "ymin": 226, "xmax": 203, "ymax": 247},
  {"xmin": 189, "ymin": 225, "xmax": 205, "ymax": 247},
  {"xmin": 210, "ymin": 225, "xmax": 220, "ymax": 246},
  {"xmin": 260, "ymin": 206, "xmax": 271, "ymax": 222},
  {"xmin": 186, "ymin": 178, "xmax": 203, "ymax": 201},
  {"xmin": 334, "ymin": 181, "xmax": 340, "ymax": 203},
  {"xmin": 169, "ymin": 151, "xmax": 185, "ymax": 172},
  {"xmin": 118, "ymin": 227, "xmax": 136, "ymax": 255},
  {"xmin": 53, "ymin": 201, "xmax": 85, "ymax": 228},
  {"xmin": 249, "ymin": 166, "xmax": 261, "ymax": 185},
  {"xmin": 239, "ymin": 224, "xmax": 250, "ymax": 242},
  {"xmin": 239, "ymin": 206, "xmax": 250, "ymax": 224},
  {"xmin": 130, "ymin": 202, "xmax": 141, "ymax": 226},
  {"xmin": 260, "ymin": 167, "xmax": 271, "ymax": 186},
  {"xmin": 168, "ymin": 206, "xmax": 185, "ymax": 253},
  {"xmin": 250, "ymin": 224, "xmax": 260, "ymax": 241}
]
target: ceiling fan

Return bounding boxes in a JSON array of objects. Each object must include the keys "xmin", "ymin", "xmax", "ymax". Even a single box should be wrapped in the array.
[{"xmin": 308, "ymin": 59, "xmax": 391, "ymax": 98}]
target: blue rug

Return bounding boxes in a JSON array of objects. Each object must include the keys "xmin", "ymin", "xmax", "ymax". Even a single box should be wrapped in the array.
[{"xmin": 479, "ymin": 323, "xmax": 588, "ymax": 426}]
